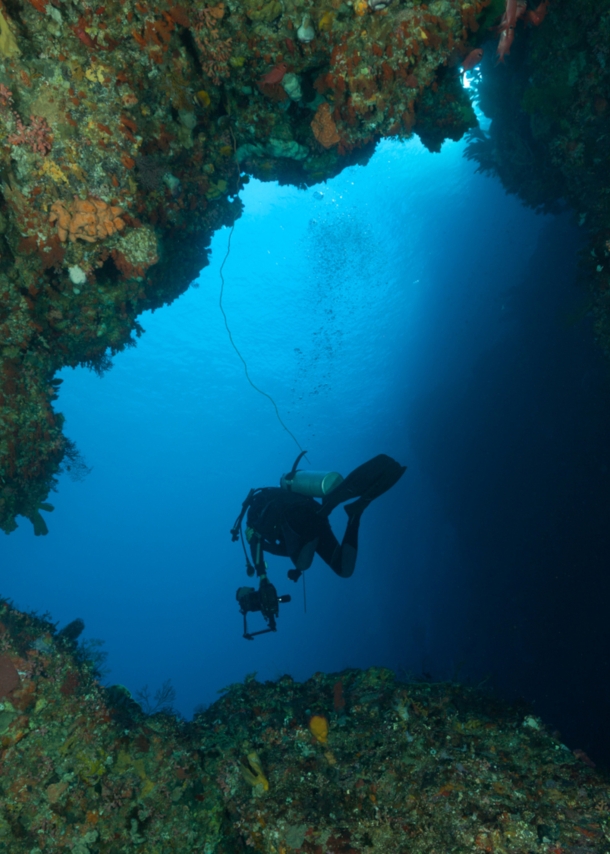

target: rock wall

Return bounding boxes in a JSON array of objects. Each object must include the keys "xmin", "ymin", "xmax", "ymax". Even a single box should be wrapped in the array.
[
  {"xmin": 0, "ymin": 598, "xmax": 609, "ymax": 853},
  {"xmin": 4, "ymin": 0, "xmax": 607, "ymax": 536},
  {"xmin": 464, "ymin": 0, "xmax": 610, "ymax": 353},
  {"xmin": 0, "ymin": 0, "xmax": 490, "ymax": 534}
]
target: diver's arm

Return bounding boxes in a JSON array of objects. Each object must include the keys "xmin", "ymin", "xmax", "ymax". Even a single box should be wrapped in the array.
[
  {"xmin": 249, "ymin": 534, "xmax": 267, "ymax": 577},
  {"xmin": 258, "ymin": 539, "xmax": 287, "ymax": 556},
  {"xmin": 315, "ymin": 514, "xmax": 358, "ymax": 578}
]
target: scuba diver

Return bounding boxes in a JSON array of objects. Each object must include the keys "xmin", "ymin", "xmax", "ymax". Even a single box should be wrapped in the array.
[{"xmin": 231, "ymin": 453, "xmax": 406, "ymax": 638}]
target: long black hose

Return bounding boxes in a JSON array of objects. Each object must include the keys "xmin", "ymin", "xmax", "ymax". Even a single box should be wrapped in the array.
[{"xmin": 218, "ymin": 224, "xmax": 305, "ymax": 454}]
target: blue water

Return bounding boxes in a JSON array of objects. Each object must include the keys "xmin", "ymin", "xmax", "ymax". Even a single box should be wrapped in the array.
[{"xmin": 5, "ymin": 135, "xmax": 610, "ymax": 762}]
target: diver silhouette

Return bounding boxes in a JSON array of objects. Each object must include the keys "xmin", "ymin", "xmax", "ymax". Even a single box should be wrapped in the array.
[{"xmin": 239, "ymin": 454, "xmax": 406, "ymax": 582}]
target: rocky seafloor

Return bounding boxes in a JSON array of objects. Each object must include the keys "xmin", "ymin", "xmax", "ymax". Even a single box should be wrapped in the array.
[{"xmin": 0, "ymin": 598, "xmax": 608, "ymax": 853}]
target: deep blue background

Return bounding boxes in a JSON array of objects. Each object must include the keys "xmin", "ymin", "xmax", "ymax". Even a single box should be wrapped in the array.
[{"xmin": 4, "ymin": 133, "xmax": 610, "ymax": 766}]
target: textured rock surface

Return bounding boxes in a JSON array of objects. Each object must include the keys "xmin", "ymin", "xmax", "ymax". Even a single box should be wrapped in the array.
[
  {"xmin": 464, "ymin": 0, "xmax": 610, "ymax": 354},
  {"xmin": 0, "ymin": 598, "xmax": 609, "ymax": 853},
  {"xmin": 0, "ymin": 0, "xmax": 491, "ymax": 534},
  {"xmin": 7, "ymin": 0, "xmax": 604, "ymax": 535}
]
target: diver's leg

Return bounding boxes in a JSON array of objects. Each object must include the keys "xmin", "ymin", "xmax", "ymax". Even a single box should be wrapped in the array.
[
  {"xmin": 294, "ymin": 538, "xmax": 318, "ymax": 571},
  {"xmin": 315, "ymin": 516, "xmax": 360, "ymax": 578},
  {"xmin": 320, "ymin": 454, "xmax": 407, "ymax": 516},
  {"xmin": 283, "ymin": 502, "xmax": 321, "ymax": 581},
  {"xmin": 287, "ymin": 538, "xmax": 319, "ymax": 582}
]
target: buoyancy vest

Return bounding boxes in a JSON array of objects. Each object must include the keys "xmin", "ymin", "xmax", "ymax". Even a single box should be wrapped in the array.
[{"xmin": 246, "ymin": 487, "xmax": 318, "ymax": 553}]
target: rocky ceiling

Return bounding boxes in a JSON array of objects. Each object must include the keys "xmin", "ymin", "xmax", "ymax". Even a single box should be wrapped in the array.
[{"xmin": 1, "ymin": 0, "xmax": 607, "ymax": 535}]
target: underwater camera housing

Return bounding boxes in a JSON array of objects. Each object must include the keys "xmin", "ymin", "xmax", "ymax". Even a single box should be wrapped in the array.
[{"xmin": 236, "ymin": 578, "xmax": 291, "ymax": 640}]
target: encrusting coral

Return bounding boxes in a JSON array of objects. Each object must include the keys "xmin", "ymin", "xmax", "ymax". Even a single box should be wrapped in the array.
[
  {"xmin": 311, "ymin": 103, "xmax": 341, "ymax": 149},
  {"xmin": 0, "ymin": 9, "xmax": 19, "ymax": 59},
  {"xmin": 0, "ymin": 0, "xmax": 562, "ymax": 535},
  {"xmin": 463, "ymin": 0, "xmax": 610, "ymax": 358},
  {"xmin": 0, "ymin": 0, "xmax": 492, "ymax": 535},
  {"xmin": 308, "ymin": 713, "xmax": 330, "ymax": 743},
  {"xmin": 49, "ymin": 197, "xmax": 126, "ymax": 244},
  {"xmin": 240, "ymin": 750, "xmax": 270, "ymax": 792},
  {"xmin": 0, "ymin": 597, "xmax": 609, "ymax": 853}
]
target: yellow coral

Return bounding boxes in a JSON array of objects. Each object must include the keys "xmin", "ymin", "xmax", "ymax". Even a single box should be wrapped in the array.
[
  {"xmin": 140, "ymin": 778, "xmax": 156, "ymax": 796},
  {"xmin": 0, "ymin": 10, "xmax": 19, "ymax": 57},
  {"xmin": 85, "ymin": 65, "xmax": 109, "ymax": 84},
  {"xmin": 75, "ymin": 751, "xmax": 107, "ymax": 781},
  {"xmin": 196, "ymin": 90, "xmax": 211, "ymax": 107},
  {"xmin": 308, "ymin": 714, "xmax": 329, "ymax": 744},
  {"xmin": 41, "ymin": 159, "xmax": 69, "ymax": 185},
  {"xmin": 240, "ymin": 751, "xmax": 269, "ymax": 791},
  {"xmin": 318, "ymin": 11, "xmax": 335, "ymax": 30}
]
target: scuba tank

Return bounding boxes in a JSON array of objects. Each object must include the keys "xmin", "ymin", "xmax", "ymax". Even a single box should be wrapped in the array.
[
  {"xmin": 280, "ymin": 451, "xmax": 343, "ymax": 498},
  {"xmin": 281, "ymin": 470, "xmax": 344, "ymax": 497}
]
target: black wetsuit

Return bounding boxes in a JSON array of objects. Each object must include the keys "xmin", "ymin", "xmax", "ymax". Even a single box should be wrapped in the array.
[{"xmin": 246, "ymin": 454, "xmax": 406, "ymax": 579}]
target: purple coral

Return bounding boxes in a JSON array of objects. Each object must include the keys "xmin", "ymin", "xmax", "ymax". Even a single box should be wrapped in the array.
[
  {"xmin": 0, "ymin": 84, "xmax": 13, "ymax": 108},
  {"xmin": 8, "ymin": 115, "xmax": 53, "ymax": 155},
  {"xmin": 0, "ymin": 87, "xmax": 52, "ymax": 154},
  {"xmin": 192, "ymin": 6, "xmax": 232, "ymax": 84}
]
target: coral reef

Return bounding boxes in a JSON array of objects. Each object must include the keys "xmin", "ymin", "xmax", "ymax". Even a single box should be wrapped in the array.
[
  {"xmin": 49, "ymin": 197, "xmax": 126, "ymax": 244},
  {"xmin": 1, "ymin": 598, "xmax": 609, "ymax": 852},
  {"xmin": 464, "ymin": 0, "xmax": 610, "ymax": 353},
  {"xmin": 0, "ymin": 599, "xmax": 226, "ymax": 851},
  {"xmin": 0, "ymin": 0, "xmax": 498, "ymax": 534}
]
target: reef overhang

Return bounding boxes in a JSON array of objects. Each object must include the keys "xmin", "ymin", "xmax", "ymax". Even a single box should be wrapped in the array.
[{"xmin": 0, "ymin": 0, "xmax": 546, "ymax": 534}]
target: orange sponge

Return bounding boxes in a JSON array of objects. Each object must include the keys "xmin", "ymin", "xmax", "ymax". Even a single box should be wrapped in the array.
[{"xmin": 308, "ymin": 714, "xmax": 329, "ymax": 744}]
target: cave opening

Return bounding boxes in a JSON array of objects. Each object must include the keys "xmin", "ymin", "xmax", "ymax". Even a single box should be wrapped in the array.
[{"xmin": 5, "ymin": 105, "xmax": 610, "ymax": 766}]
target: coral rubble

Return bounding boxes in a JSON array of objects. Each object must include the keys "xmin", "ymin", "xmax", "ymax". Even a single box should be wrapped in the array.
[
  {"xmin": 0, "ymin": 0, "xmax": 492, "ymax": 534},
  {"xmin": 1, "ymin": 598, "xmax": 609, "ymax": 852}
]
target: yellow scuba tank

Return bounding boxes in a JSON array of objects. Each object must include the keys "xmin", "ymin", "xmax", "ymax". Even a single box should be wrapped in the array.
[{"xmin": 280, "ymin": 451, "xmax": 343, "ymax": 498}]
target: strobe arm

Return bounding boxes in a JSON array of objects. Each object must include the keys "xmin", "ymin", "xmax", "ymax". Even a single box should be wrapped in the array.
[
  {"xmin": 231, "ymin": 488, "xmax": 255, "ymax": 542},
  {"xmin": 242, "ymin": 612, "xmax": 277, "ymax": 640}
]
